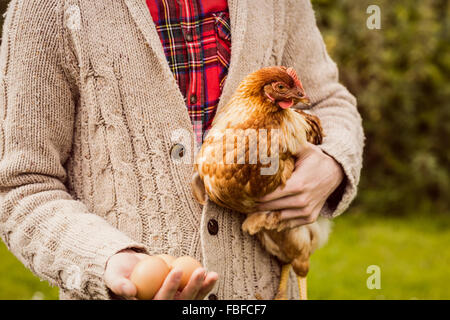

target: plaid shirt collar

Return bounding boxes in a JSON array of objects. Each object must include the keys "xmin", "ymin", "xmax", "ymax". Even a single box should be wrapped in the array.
[{"xmin": 146, "ymin": 0, "xmax": 231, "ymax": 145}]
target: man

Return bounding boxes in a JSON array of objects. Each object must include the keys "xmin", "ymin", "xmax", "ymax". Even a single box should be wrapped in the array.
[{"xmin": 0, "ymin": 0, "xmax": 364, "ymax": 300}]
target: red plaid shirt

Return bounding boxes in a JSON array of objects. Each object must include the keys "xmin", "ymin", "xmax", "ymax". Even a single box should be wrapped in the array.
[{"xmin": 146, "ymin": 0, "xmax": 231, "ymax": 144}]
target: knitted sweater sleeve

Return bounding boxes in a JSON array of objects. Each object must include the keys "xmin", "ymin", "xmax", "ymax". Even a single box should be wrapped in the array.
[
  {"xmin": 0, "ymin": 0, "xmax": 148, "ymax": 299},
  {"xmin": 282, "ymin": 0, "xmax": 365, "ymax": 218}
]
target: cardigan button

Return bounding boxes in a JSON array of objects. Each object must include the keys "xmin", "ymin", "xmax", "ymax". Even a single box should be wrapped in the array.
[
  {"xmin": 207, "ymin": 219, "xmax": 219, "ymax": 235},
  {"xmin": 170, "ymin": 143, "xmax": 185, "ymax": 160},
  {"xmin": 208, "ymin": 293, "xmax": 218, "ymax": 300},
  {"xmin": 190, "ymin": 94, "xmax": 197, "ymax": 104}
]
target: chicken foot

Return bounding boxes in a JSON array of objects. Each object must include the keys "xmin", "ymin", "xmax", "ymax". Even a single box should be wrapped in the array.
[{"xmin": 274, "ymin": 264, "xmax": 307, "ymax": 300}]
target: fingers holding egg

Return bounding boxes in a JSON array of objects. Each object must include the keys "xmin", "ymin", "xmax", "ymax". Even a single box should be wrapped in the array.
[
  {"xmin": 171, "ymin": 256, "xmax": 203, "ymax": 290},
  {"xmin": 129, "ymin": 254, "xmax": 204, "ymax": 300},
  {"xmin": 153, "ymin": 267, "xmax": 184, "ymax": 300},
  {"xmin": 176, "ymin": 267, "xmax": 206, "ymax": 300}
]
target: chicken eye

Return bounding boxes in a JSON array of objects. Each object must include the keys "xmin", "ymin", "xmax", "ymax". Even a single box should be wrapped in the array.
[{"xmin": 273, "ymin": 82, "xmax": 287, "ymax": 92}]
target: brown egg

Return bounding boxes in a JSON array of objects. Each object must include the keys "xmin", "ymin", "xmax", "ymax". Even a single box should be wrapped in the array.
[
  {"xmin": 156, "ymin": 254, "xmax": 176, "ymax": 270},
  {"xmin": 130, "ymin": 256, "xmax": 170, "ymax": 300},
  {"xmin": 170, "ymin": 256, "xmax": 202, "ymax": 290}
]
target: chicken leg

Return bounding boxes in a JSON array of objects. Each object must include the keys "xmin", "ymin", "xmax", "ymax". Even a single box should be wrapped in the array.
[
  {"xmin": 297, "ymin": 275, "xmax": 307, "ymax": 300},
  {"xmin": 274, "ymin": 264, "xmax": 291, "ymax": 300},
  {"xmin": 274, "ymin": 264, "xmax": 307, "ymax": 300}
]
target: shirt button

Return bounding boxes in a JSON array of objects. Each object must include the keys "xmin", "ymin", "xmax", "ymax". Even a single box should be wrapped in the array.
[
  {"xmin": 208, "ymin": 293, "xmax": 218, "ymax": 300},
  {"xmin": 190, "ymin": 94, "xmax": 197, "ymax": 104},
  {"xmin": 185, "ymin": 31, "xmax": 193, "ymax": 42},
  {"xmin": 207, "ymin": 219, "xmax": 219, "ymax": 235}
]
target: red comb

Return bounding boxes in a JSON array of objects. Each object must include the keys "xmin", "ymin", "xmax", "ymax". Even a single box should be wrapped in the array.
[{"xmin": 285, "ymin": 67, "xmax": 304, "ymax": 91}]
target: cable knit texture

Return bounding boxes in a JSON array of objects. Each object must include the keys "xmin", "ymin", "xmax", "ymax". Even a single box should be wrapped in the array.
[{"xmin": 0, "ymin": 0, "xmax": 364, "ymax": 300}]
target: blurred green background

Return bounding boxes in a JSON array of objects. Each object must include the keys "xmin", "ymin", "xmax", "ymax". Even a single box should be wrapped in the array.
[
  {"xmin": 0, "ymin": 0, "xmax": 449, "ymax": 299},
  {"xmin": 313, "ymin": 0, "xmax": 450, "ymax": 216}
]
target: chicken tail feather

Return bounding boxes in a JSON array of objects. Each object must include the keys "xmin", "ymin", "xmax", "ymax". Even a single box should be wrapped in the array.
[
  {"xmin": 242, "ymin": 211, "xmax": 282, "ymax": 235},
  {"xmin": 191, "ymin": 172, "xmax": 206, "ymax": 205}
]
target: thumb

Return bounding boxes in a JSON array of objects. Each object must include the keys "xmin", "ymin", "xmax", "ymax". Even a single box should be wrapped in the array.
[
  {"xmin": 104, "ymin": 256, "xmax": 138, "ymax": 298},
  {"xmin": 119, "ymin": 279, "xmax": 137, "ymax": 298},
  {"xmin": 105, "ymin": 273, "xmax": 137, "ymax": 298}
]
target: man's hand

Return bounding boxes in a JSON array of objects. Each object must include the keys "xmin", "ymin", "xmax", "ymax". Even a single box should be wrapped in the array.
[
  {"xmin": 256, "ymin": 143, "xmax": 344, "ymax": 226},
  {"xmin": 104, "ymin": 249, "xmax": 218, "ymax": 300}
]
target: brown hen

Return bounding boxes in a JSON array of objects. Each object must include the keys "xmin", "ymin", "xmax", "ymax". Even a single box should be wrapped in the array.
[{"xmin": 192, "ymin": 66, "xmax": 331, "ymax": 300}]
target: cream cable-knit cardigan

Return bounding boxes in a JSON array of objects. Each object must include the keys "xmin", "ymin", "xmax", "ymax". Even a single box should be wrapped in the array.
[{"xmin": 0, "ymin": 0, "xmax": 364, "ymax": 300}]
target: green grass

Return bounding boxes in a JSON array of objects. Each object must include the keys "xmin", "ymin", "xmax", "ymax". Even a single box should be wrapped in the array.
[
  {"xmin": 0, "ymin": 242, "xmax": 58, "ymax": 300},
  {"xmin": 0, "ymin": 213, "xmax": 449, "ymax": 300},
  {"xmin": 309, "ymin": 213, "xmax": 450, "ymax": 299}
]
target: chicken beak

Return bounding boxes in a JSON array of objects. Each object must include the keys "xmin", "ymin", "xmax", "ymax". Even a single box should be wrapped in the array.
[
  {"xmin": 294, "ymin": 94, "xmax": 311, "ymax": 108},
  {"xmin": 288, "ymin": 88, "xmax": 312, "ymax": 108},
  {"xmin": 293, "ymin": 87, "xmax": 311, "ymax": 108},
  {"xmin": 299, "ymin": 96, "xmax": 311, "ymax": 107}
]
